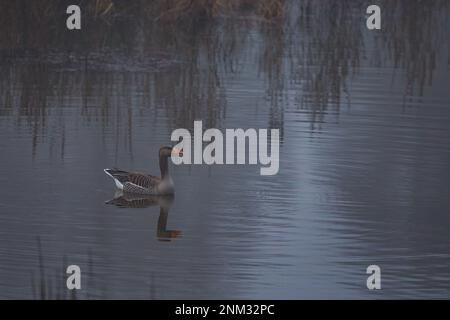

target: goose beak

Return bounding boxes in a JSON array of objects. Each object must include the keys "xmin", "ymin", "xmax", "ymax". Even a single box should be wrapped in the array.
[
  {"xmin": 172, "ymin": 148, "xmax": 183, "ymax": 157},
  {"xmin": 170, "ymin": 230, "xmax": 182, "ymax": 238}
]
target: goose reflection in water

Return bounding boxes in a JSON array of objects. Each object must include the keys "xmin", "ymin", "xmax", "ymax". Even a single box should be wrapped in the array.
[{"xmin": 105, "ymin": 191, "xmax": 182, "ymax": 241}]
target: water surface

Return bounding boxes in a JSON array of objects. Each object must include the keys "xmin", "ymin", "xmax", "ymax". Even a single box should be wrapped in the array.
[{"xmin": 0, "ymin": 1, "xmax": 450, "ymax": 299}]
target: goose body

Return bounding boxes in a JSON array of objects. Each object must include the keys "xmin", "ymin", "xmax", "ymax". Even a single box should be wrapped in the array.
[{"xmin": 104, "ymin": 146, "xmax": 182, "ymax": 195}]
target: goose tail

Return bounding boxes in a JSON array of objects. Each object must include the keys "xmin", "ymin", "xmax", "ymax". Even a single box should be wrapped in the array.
[{"xmin": 104, "ymin": 168, "xmax": 126, "ymax": 189}]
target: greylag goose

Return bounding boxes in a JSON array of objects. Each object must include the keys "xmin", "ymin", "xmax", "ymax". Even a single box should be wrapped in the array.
[{"xmin": 104, "ymin": 146, "xmax": 182, "ymax": 195}]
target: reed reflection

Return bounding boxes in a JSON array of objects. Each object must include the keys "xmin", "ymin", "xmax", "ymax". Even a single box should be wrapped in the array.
[
  {"xmin": 0, "ymin": 1, "xmax": 447, "ymax": 145},
  {"xmin": 30, "ymin": 237, "xmax": 109, "ymax": 300}
]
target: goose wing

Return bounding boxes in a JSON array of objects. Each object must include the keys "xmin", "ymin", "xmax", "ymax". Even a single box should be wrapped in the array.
[
  {"xmin": 104, "ymin": 169, "xmax": 160, "ymax": 193},
  {"xmin": 124, "ymin": 172, "xmax": 160, "ymax": 193}
]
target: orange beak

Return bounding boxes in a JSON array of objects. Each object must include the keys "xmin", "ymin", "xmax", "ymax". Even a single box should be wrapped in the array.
[
  {"xmin": 172, "ymin": 147, "xmax": 183, "ymax": 157},
  {"xmin": 170, "ymin": 230, "xmax": 182, "ymax": 238}
]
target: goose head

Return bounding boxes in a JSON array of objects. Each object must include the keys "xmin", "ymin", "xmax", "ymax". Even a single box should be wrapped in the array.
[{"xmin": 159, "ymin": 146, "xmax": 183, "ymax": 158}]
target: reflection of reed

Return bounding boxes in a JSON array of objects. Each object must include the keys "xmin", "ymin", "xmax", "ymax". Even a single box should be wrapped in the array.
[
  {"xmin": 31, "ymin": 237, "xmax": 109, "ymax": 300},
  {"xmin": 259, "ymin": 21, "xmax": 286, "ymax": 141},
  {"xmin": 0, "ymin": 0, "xmax": 448, "ymax": 147},
  {"xmin": 0, "ymin": 1, "xmax": 285, "ymax": 49},
  {"xmin": 290, "ymin": 0, "xmax": 449, "ymax": 128},
  {"xmin": 291, "ymin": 0, "xmax": 363, "ymax": 129},
  {"xmin": 379, "ymin": 0, "xmax": 449, "ymax": 98},
  {"xmin": 31, "ymin": 236, "xmax": 77, "ymax": 300}
]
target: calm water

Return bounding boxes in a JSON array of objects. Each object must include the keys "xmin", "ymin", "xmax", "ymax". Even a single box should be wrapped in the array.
[{"xmin": 1, "ymin": 1, "xmax": 450, "ymax": 299}]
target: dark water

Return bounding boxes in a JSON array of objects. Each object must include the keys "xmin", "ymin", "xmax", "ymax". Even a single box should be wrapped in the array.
[{"xmin": 1, "ymin": 1, "xmax": 450, "ymax": 299}]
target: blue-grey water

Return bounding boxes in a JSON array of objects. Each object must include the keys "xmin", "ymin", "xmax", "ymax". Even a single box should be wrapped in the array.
[{"xmin": 0, "ymin": 1, "xmax": 450, "ymax": 299}]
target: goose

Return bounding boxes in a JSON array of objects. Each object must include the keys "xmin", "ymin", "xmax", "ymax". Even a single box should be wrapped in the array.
[{"xmin": 104, "ymin": 146, "xmax": 183, "ymax": 195}]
